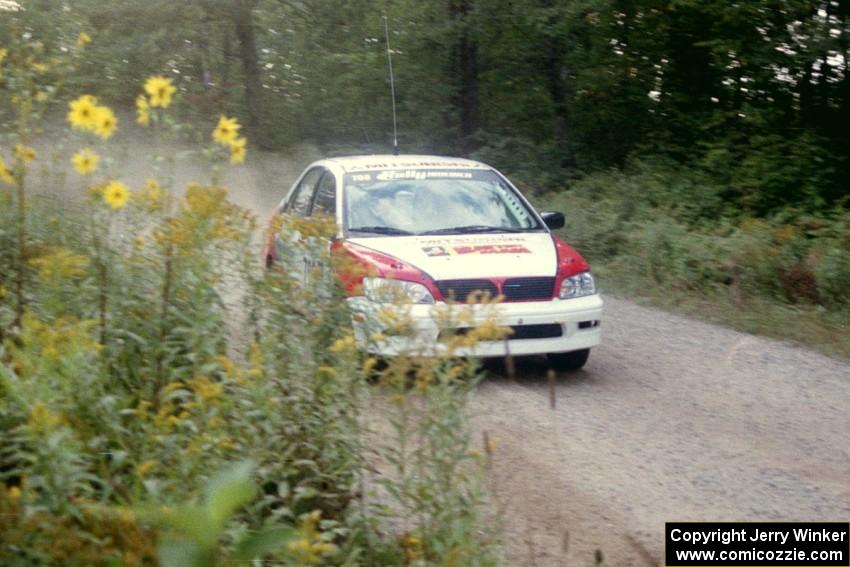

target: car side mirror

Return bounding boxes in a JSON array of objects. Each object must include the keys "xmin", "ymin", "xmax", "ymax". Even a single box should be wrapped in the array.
[{"xmin": 540, "ymin": 211, "xmax": 565, "ymax": 230}]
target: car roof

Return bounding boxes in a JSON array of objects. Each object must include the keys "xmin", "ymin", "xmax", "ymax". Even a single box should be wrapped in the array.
[{"xmin": 322, "ymin": 154, "xmax": 490, "ymax": 172}]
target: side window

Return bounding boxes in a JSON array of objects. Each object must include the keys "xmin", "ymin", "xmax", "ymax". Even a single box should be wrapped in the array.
[
  {"xmin": 287, "ymin": 168, "xmax": 323, "ymax": 216},
  {"xmin": 311, "ymin": 171, "xmax": 337, "ymax": 216}
]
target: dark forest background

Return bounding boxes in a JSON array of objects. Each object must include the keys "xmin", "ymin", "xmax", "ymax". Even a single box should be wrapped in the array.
[{"xmin": 3, "ymin": 0, "xmax": 849, "ymax": 213}]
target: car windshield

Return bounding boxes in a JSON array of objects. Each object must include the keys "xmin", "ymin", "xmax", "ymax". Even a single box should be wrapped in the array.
[{"xmin": 344, "ymin": 169, "xmax": 542, "ymax": 235}]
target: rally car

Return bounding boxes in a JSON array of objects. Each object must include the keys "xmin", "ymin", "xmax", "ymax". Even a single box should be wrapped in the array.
[{"xmin": 263, "ymin": 155, "xmax": 602, "ymax": 371}]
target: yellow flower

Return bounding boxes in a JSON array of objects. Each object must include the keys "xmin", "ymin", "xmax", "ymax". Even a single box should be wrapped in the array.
[
  {"xmin": 93, "ymin": 106, "xmax": 117, "ymax": 139},
  {"xmin": 103, "ymin": 180, "xmax": 130, "ymax": 210},
  {"xmin": 286, "ymin": 512, "xmax": 338, "ymax": 564},
  {"xmin": 7, "ymin": 486, "xmax": 21, "ymax": 499},
  {"xmin": 14, "ymin": 144, "xmax": 36, "ymax": 163},
  {"xmin": 362, "ymin": 357, "xmax": 378, "ymax": 374},
  {"xmin": 330, "ymin": 335, "xmax": 356, "ymax": 353},
  {"xmin": 401, "ymin": 533, "xmax": 423, "ymax": 562},
  {"xmin": 28, "ymin": 402, "xmax": 63, "ymax": 434},
  {"xmin": 287, "ymin": 539, "xmax": 312, "ymax": 558},
  {"xmin": 161, "ymin": 382, "xmax": 185, "ymax": 396},
  {"xmin": 133, "ymin": 400, "xmax": 152, "ymax": 420},
  {"xmin": 134, "ymin": 177, "xmax": 164, "ymax": 211},
  {"xmin": 29, "ymin": 249, "xmax": 89, "ymax": 281},
  {"xmin": 247, "ymin": 342, "xmax": 264, "ymax": 378},
  {"xmin": 317, "ymin": 366, "xmax": 337, "ymax": 377},
  {"xmin": 76, "ymin": 32, "xmax": 91, "ymax": 47},
  {"xmin": 229, "ymin": 137, "xmax": 246, "ymax": 164},
  {"xmin": 72, "ymin": 148, "xmax": 99, "ymax": 175},
  {"xmin": 189, "ymin": 375, "xmax": 222, "ymax": 402},
  {"xmin": 34, "ymin": 91, "xmax": 48, "ymax": 103},
  {"xmin": 135, "ymin": 94, "xmax": 150, "ymax": 126},
  {"xmin": 31, "ymin": 61, "xmax": 48, "ymax": 73},
  {"xmin": 214, "ymin": 354, "xmax": 243, "ymax": 381},
  {"xmin": 67, "ymin": 94, "xmax": 99, "ymax": 131},
  {"xmin": 468, "ymin": 319, "xmax": 512, "ymax": 342},
  {"xmin": 0, "ymin": 48, "xmax": 7, "ymax": 63},
  {"xmin": 136, "ymin": 460, "xmax": 157, "ymax": 477},
  {"xmin": 0, "ymin": 158, "xmax": 15, "ymax": 186},
  {"xmin": 212, "ymin": 115, "xmax": 240, "ymax": 145},
  {"xmin": 144, "ymin": 75, "xmax": 176, "ymax": 108}
]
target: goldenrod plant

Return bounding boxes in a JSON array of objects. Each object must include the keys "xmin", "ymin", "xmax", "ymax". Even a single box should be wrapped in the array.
[{"xmin": 0, "ymin": 27, "xmax": 503, "ymax": 567}]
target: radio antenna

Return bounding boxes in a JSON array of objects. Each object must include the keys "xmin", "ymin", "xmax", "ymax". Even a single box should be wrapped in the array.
[{"xmin": 383, "ymin": 15, "xmax": 399, "ymax": 156}]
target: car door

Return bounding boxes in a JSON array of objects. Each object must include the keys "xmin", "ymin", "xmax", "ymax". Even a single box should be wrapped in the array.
[
  {"xmin": 276, "ymin": 166, "xmax": 336, "ymax": 283},
  {"xmin": 269, "ymin": 167, "xmax": 322, "ymax": 276}
]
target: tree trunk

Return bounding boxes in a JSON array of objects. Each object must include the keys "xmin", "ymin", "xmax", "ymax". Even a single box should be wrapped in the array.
[
  {"xmin": 233, "ymin": 0, "xmax": 262, "ymax": 138},
  {"xmin": 544, "ymin": 35, "xmax": 572, "ymax": 169},
  {"xmin": 450, "ymin": 0, "xmax": 480, "ymax": 155}
]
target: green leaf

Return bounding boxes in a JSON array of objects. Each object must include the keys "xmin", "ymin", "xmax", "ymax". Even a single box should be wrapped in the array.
[
  {"xmin": 204, "ymin": 460, "xmax": 256, "ymax": 531},
  {"xmin": 230, "ymin": 525, "xmax": 295, "ymax": 562},
  {"xmin": 158, "ymin": 538, "xmax": 205, "ymax": 567},
  {"xmin": 166, "ymin": 506, "xmax": 217, "ymax": 549}
]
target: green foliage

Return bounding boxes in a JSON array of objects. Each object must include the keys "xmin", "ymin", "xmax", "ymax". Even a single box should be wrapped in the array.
[
  {"xmin": 0, "ymin": 42, "xmax": 501, "ymax": 565},
  {"xmin": 546, "ymin": 162, "xmax": 850, "ymax": 302},
  {"xmin": 4, "ymin": 0, "xmax": 848, "ymax": 209},
  {"xmin": 137, "ymin": 461, "xmax": 300, "ymax": 567},
  {"xmin": 541, "ymin": 162, "xmax": 850, "ymax": 356},
  {"xmin": 816, "ymin": 247, "xmax": 850, "ymax": 307},
  {"xmin": 379, "ymin": 360, "xmax": 500, "ymax": 567}
]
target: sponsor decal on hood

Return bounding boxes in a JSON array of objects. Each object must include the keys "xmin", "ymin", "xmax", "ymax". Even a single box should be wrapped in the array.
[{"xmin": 347, "ymin": 233, "xmax": 556, "ymax": 280}]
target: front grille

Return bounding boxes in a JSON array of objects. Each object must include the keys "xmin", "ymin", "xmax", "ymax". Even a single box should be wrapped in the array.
[
  {"xmin": 440, "ymin": 323, "xmax": 563, "ymax": 342},
  {"xmin": 437, "ymin": 279, "xmax": 498, "ymax": 302},
  {"xmin": 509, "ymin": 323, "xmax": 563, "ymax": 340},
  {"xmin": 502, "ymin": 277, "xmax": 556, "ymax": 301}
]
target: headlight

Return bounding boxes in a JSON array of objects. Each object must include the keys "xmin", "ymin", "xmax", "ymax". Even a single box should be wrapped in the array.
[
  {"xmin": 559, "ymin": 271, "xmax": 596, "ymax": 299},
  {"xmin": 363, "ymin": 277, "xmax": 435, "ymax": 304}
]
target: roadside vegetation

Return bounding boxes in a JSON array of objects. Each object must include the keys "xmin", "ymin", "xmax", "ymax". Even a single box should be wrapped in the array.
[
  {"xmin": 541, "ymin": 162, "xmax": 850, "ymax": 360},
  {"xmin": 0, "ymin": 31, "xmax": 501, "ymax": 567}
]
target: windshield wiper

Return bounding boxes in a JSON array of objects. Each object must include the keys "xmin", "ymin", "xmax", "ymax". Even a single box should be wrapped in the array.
[
  {"xmin": 348, "ymin": 225, "xmax": 415, "ymax": 236},
  {"xmin": 418, "ymin": 225, "xmax": 528, "ymax": 235}
]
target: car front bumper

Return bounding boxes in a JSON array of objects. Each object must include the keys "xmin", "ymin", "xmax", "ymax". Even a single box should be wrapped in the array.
[{"xmin": 348, "ymin": 294, "xmax": 603, "ymax": 357}]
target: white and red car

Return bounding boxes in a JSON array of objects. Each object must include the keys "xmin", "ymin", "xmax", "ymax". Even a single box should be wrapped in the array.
[{"xmin": 264, "ymin": 155, "xmax": 602, "ymax": 371}]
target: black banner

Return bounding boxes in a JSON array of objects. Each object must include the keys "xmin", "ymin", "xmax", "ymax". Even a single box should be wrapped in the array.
[{"xmin": 666, "ymin": 522, "xmax": 849, "ymax": 566}]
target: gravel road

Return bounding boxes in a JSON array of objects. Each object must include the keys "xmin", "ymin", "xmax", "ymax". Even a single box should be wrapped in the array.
[{"xmin": 471, "ymin": 296, "xmax": 850, "ymax": 566}]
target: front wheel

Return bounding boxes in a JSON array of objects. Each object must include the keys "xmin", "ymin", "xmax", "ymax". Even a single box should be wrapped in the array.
[{"xmin": 547, "ymin": 348, "xmax": 590, "ymax": 372}]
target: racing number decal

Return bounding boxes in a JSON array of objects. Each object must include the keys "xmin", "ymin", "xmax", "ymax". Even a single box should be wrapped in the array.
[
  {"xmin": 422, "ymin": 244, "xmax": 531, "ymax": 256},
  {"xmin": 455, "ymin": 244, "xmax": 531, "ymax": 255}
]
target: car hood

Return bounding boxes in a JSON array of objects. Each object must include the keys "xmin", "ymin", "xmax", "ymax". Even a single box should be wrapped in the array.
[{"xmin": 347, "ymin": 233, "xmax": 557, "ymax": 280}]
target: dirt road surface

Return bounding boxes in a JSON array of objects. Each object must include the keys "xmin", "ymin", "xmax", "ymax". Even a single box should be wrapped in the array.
[{"xmin": 473, "ymin": 296, "xmax": 850, "ymax": 566}]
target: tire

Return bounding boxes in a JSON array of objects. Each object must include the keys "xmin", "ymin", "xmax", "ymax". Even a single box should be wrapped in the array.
[{"xmin": 547, "ymin": 348, "xmax": 590, "ymax": 372}]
